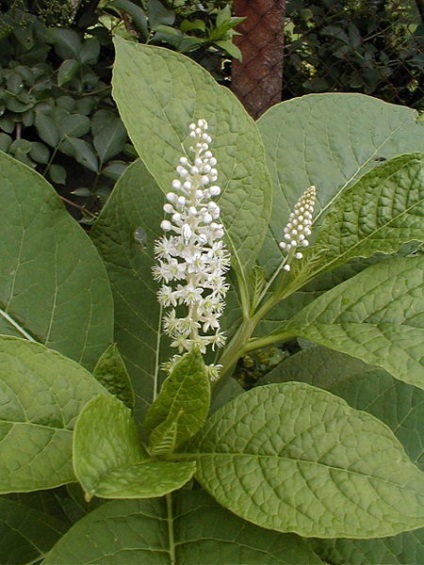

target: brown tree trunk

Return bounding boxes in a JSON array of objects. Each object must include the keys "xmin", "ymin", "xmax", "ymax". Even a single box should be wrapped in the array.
[
  {"xmin": 415, "ymin": 0, "xmax": 424, "ymax": 24},
  {"xmin": 231, "ymin": 0, "xmax": 286, "ymax": 119}
]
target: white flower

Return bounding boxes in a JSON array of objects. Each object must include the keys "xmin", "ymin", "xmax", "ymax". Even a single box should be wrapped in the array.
[
  {"xmin": 154, "ymin": 119, "xmax": 230, "ymax": 362},
  {"xmin": 279, "ymin": 186, "xmax": 316, "ymax": 271}
]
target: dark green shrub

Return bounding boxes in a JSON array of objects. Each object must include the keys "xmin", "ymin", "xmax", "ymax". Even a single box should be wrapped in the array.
[
  {"xmin": 0, "ymin": 0, "xmax": 239, "ymax": 220},
  {"xmin": 284, "ymin": 0, "xmax": 424, "ymax": 108}
]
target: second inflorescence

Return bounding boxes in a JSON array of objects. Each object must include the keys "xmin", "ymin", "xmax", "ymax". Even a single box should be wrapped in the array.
[{"xmin": 279, "ymin": 185, "xmax": 316, "ymax": 271}]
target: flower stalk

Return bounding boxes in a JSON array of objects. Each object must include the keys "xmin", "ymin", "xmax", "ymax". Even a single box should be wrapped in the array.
[
  {"xmin": 153, "ymin": 119, "xmax": 230, "ymax": 373},
  {"xmin": 220, "ymin": 185, "xmax": 317, "ymax": 377}
]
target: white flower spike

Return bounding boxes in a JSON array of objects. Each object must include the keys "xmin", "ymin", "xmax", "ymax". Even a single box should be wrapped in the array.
[
  {"xmin": 279, "ymin": 185, "xmax": 316, "ymax": 271},
  {"xmin": 154, "ymin": 119, "xmax": 230, "ymax": 362}
]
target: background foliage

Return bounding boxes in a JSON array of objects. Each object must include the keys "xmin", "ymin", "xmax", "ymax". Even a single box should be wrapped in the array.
[
  {"xmin": 283, "ymin": 0, "xmax": 424, "ymax": 108},
  {"xmin": 2, "ymin": 0, "xmax": 424, "ymax": 225},
  {"xmin": 0, "ymin": 0, "xmax": 237, "ymax": 220}
]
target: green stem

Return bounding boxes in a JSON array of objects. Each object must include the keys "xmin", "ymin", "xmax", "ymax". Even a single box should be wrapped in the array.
[
  {"xmin": 218, "ymin": 312, "xmax": 295, "ymax": 380},
  {"xmin": 59, "ymin": 195, "xmax": 97, "ymax": 218},
  {"xmin": 243, "ymin": 329, "xmax": 294, "ymax": 354},
  {"xmin": 218, "ymin": 316, "xmax": 256, "ymax": 378},
  {"xmin": 218, "ymin": 270, "xmax": 311, "ymax": 379},
  {"xmin": 43, "ymin": 142, "xmax": 61, "ymax": 177},
  {"xmin": 256, "ymin": 248, "xmax": 295, "ymax": 308},
  {"xmin": 0, "ymin": 307, "xmax": 36, "ymax": 342}
]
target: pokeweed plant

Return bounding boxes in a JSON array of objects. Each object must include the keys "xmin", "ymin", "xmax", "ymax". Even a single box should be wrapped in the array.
[{"xmin": 2, "ymin": 37, "xmax": 424, "ymax": 564}]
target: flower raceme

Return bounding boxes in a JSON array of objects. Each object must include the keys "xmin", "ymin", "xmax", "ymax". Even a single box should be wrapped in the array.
[
  {"xmin": 153, "ymin": 119, "xmax": 230, "ymax": 357},
  {"xmin": 279, "ymin": 185, "xmax": 316, "ymax": 272}
]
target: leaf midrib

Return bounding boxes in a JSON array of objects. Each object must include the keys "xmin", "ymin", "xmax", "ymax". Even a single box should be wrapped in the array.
[
  {"xmin": 0, "ymin": 305, "xmax": 36, "ymax": 342},
  {"xmin": 0, "ymin": 420, "xmax": 73, "ymax": 431},
  {"xmin": 317, "ymin": 176, "xmax": 424, "ymax": 272},
  {"xmin": 194, "ymin": 452, "xmax": 420, "ymax": 488}
]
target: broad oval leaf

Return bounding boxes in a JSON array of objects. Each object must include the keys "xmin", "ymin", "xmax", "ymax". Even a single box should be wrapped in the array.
[
  {"xmin": 93, "ymin": 343, "xmax": 135, "ymax": 409},
  {"xmin": 43, "ymin": 490, "xmax": 323, "ymax": 564},
  {"xmin": 257, "ymin": 93, "xmax": 424, "ymax": 274},
  {"xmin": 264, "ymin": 345, "xmax": 424, "ymax": 469},
  {"xmin": 258, "ymin": 93, "xmax": 424, "ymax": 229},
  {"xmin": 34, "ymin": 112, "xmax": 60, "ymax": 148},
  {"xmin": 112, "ymin": 37, "xmax": 273, "ymax": 282},
  {"xmin": 50, "ymin": 28, "xmax": 82, "ymax": 60},
  {"xmin": 279, "ymin": 256, "xmax": 424, "ymax": 390},
  {"xmin": 298, "ymin": 153, "xmax": 424, "ymax": 277},
  {"xmin": 265, "ymin": 346, "xmax": 424, "ymax": 564},
  {"xmin": 74, "ymin": 395, "xmax": 195, "ymax": 500},
  {"xmin": 312, "ymin": 530, "xmax": 424, "ymax": 565},
  {"xmin": 0, "ymin": 498, "xmax": 68, "ymax": 565},
  {"xmin": 91, "ymin": 160, "xmax": 171, "ymax": 421},
  {"xmin": 59, "ymin": 114, "xmax": 91, "ymax": 138},
  {"xmin": 144, "ymin": 350, "xmax": 211, "ymax": 455},
  {"xmin": 0, "ymin": 151, "xmax": 113, "ymax": 369},
  {"xmin": 185, "ymin": 381, "xmax": 424, "ymax": 538},
  {"xmin": 0, "ymin": 336, "xmax": 108, "ymax": 493}
]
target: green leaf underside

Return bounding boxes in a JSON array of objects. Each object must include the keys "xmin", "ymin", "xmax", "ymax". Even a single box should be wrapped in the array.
[
  {"xmin": 265, "ymin": 346, "xmax": 424, "ymax": 564},
  {"xmin": 255, "ymin": 256, "xmax": 382, "ymax": 336},
  {"xmin": 144, "ymin": 350, "xmax": 210, "ymax": 453},
  {"xmin": 256, "ymin": 94, "xmax": 424, "ymax": 274},
  {"xmin": 112, "ymin": 38, "xmax": 272, "ymax": 280},
  {"xmin": 312, "ymin": 531, "xmax": 424, "ymax": 565},
  {"xmin": 299, "ymin": 153, "xmax": 424, "ymax": 276},
  {"xmin": 264, "ymin": 346, "xmax": 424, "ymax": 470},
  {"xmin": 91, "ymin": 460, "xmax": 196, "ymax": 500},
  {"xmin": 93, "ymin": 343, "xmax": 135, "ymax": 409},
  {"xmin": 74, "ymin": 395, "xmax": 194, "ymax": 499},
  {"xmin": 281, "ymin": 256, "xmax": 424, "ymax": 390},
  {"xmin": 0, "ymin": 151, "xmax": 113, "ymax": 370},
  {"xmin": 42, "ymin": 490, "xmax": 323, "ymax": 564},
  {"xmin": 0, "ymin": 337, "xmax": 107, "ymax": 493},
  {"xmin": 91, "ymin": 160, "xmax": 173, "ymax": 421},
  {"xmin": 0, "ymin": 498, "xmax": 68, "ymax": 564},
  {"xmin": 185, "ymin": 382, "xmax": 424, "ymax": 539}
]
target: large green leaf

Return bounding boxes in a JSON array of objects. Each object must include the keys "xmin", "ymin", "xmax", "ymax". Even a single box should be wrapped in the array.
[
  {"xmin": 254, "ymin": 257, "xmax": 377, "ymax": 336},
  {"xmin": 74, "ymin": 395, "xmax": 196, "ymax": 500},
  {"xmin": 296, "ymin": 153, "xmax": 424, "ymax": 278},
  {"xmin": 277, "ymin": 256, "xmax": 424, "ymax": 390},
  {"xmin": 91, "ymin": 160, "xmax": 239, "ymax": 422},
  {"xmin": 264, "ymin": 347, "xmax": 424, "ymax": 564},
  {"xmin": 264, "ymin": 346, "xmax": 424, "ymax": 467},
  {"xmin": 91, "ymin": 160, "xmax": 172, "ymax": 420},
  {"xmin": 0, "ymin": 151, "xmax": 113, "ymax": 370},
  {"xmin": 144, "ymin": 350, "xmax": 210, "ymax": 455},
  {"xmin": 93, "ymin": 343, "xmax": 135, "ymax": 409},
  {"xmin": 185, "ymin": 381, "xmax": 424, "ymax": 539},
  {"xmin": 311, "ymin": 531, "xmax": 424, "ymax": 564},
  {"xmin": 0, "ymin": 337, "xmax": 107, "ymax": 493},
  {"xmin": 0, "ymin": 498, "xmax": 68, "ymax": 565},
  {"xmin": 112, "ymin": 37, "xmax": 272, "ymax": 283},
  {"xmin": 257, "ymin": 94, "xmax": 424, "ymax": 273},
  {"xmin": 42, "ymin": 490, "xmax": 323, "ymax": 564}
]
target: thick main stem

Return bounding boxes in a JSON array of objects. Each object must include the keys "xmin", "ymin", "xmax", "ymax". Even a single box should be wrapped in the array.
[
  {"xmin": 218, "ymin": 317, "xmax": 257, "ymax": 378},
  {"xmin": 218, "ymin": 270, "xmax": 308, "ymax": 379}
]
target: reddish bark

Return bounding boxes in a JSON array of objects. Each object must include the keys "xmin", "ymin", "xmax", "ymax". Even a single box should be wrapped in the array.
[{"xmin": 231, "ymin": 0, "xmax": 285, "ymax": 119}]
